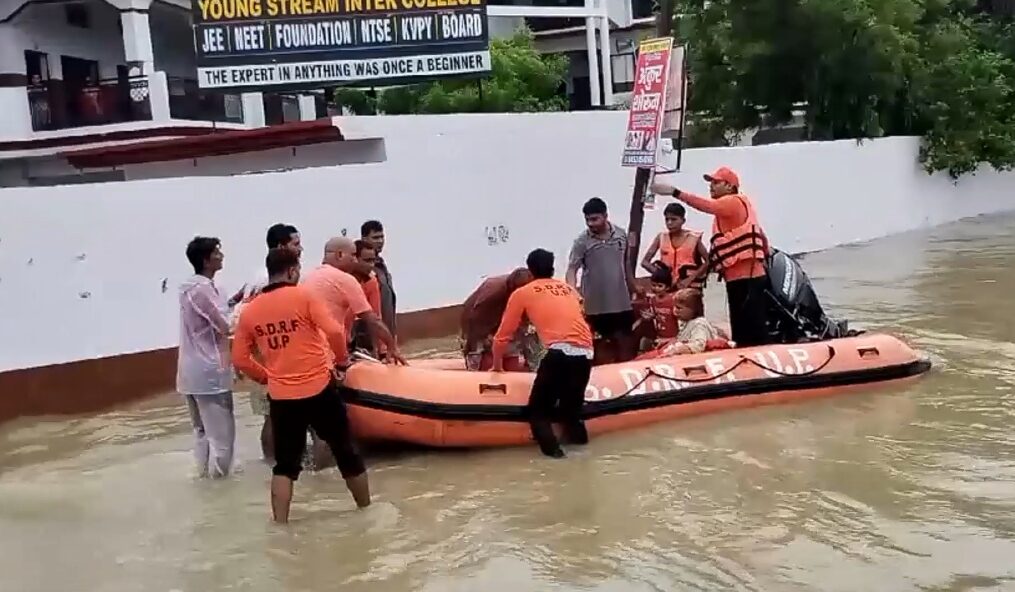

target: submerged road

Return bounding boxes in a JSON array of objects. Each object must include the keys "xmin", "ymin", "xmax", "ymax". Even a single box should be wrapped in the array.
[{"xmin": 1, "ymin": 214, "xmax": 1014, "ymax": 592}]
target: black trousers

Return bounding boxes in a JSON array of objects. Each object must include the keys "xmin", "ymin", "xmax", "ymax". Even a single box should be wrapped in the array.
[
  {"xmin": 527, "ymin": 349, "xmax": 593, "ymax": 453},
  {"xmin": 725, "ymin": 276, "xmax": 771, "ymax": 347},
  {"xmin": 269, "ymin": 381, "xmax": 366, "ymax": 481}
]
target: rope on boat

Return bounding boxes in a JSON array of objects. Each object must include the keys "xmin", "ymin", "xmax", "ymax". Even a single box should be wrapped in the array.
[
  {"xmin": 614, "ymin": 344, "xmax": 836, "ymax": 399},
  {"xmin": 347, "ymin": 344, "xmax": 836, "ymax": 402}
]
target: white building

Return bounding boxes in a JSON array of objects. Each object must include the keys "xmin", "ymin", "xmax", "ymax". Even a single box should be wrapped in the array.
[
  {"xmin": 487, "ymin": 0, "xmax": 657, "ymax": 110},
  {"xmin": 0, "ymin": 0, "xmax": 647, "ymax": 186},
  {"xmin": 0, "ymin": 0, "xmax": 337, "ymax": 141},
  {"xmin": 0, "ymin": 0, "xmax": 645, "ymax": 131}
]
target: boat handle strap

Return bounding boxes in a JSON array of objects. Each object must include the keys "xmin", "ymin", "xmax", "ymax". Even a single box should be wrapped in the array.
[
  {"xmin": 857, "ymin": 346, "xmax": 880, "ymax": 359},
  {"xmin": 479, "ymin": 383, "xmax": 508, "ymax": 394}
]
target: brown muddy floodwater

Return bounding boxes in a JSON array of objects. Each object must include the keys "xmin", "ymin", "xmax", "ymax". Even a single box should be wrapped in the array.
[{"xmin": 2, "ymin": 215, "xmax": 1015, "ymax": 592}]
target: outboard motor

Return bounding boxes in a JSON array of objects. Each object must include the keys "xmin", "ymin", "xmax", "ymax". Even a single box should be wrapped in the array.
[{"xmin": 763, "ymin": 249, "xmax": 855, "ymax": 343}]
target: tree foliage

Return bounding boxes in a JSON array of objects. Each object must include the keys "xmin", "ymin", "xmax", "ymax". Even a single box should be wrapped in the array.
[
  {"xmin": 677, "ymin": 0, "xmax": 1015, "ymax": 177},
  {"xmin": 333, "ymin": 29, "xmax": 568, "ymax": 116}
]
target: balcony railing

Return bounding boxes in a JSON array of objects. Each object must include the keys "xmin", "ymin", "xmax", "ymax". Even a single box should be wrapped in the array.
[
  {"xmin": 25, "ymin": 75, "xmax": 245, "ymax": 132},
  {"xmin": 27, "ymin": 76, "xmax": 153, "ymax": 131},
  {"xmin": 167, "ymin": 77, "xmax": 244, "ymax": 124}
]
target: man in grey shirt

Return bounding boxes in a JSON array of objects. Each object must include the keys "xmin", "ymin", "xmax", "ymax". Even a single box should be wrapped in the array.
[{"xmin": 566, "ymin": 197, "xmax": 638, "ymax": 362}]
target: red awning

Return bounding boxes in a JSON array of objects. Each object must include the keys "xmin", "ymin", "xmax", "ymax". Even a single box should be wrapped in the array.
[{"xmin": 63, "ymin": 119, "xmax": 344, "ymax": 168}]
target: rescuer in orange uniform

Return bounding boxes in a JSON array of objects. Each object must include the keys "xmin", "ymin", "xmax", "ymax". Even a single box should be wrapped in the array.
[
  {"xmin": 492, "ymin": 248, "xmax": 594, "ymax": 458},
  {"xmin": 651, "ymin": 167, "xmax": 772, "ymax": 346},
  {"xmin": 232, "ymin": 247, "xmax": 370, "ymax": 523}
]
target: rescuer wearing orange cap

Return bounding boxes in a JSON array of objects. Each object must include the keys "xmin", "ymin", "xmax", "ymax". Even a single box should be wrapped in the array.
[{"xmin": 650, "ymin": 167, "xmax": 772, "ymax": 347}]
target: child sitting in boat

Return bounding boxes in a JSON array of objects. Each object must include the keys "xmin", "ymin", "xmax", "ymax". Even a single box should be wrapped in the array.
[
  {"xmin": 632, "ymin": 266, "xmax": 680, "ymax": 353},
  {"xmin": 637, "ymin": 288, "xmax": 731, "ymax": 359}
]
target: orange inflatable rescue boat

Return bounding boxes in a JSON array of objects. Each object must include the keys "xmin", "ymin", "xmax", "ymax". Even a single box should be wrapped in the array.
[
  {"xmin": 343, "ymin": 249, "xmax": 932, "ymax": 448},
  {"xmin": 341, "ymin": 332, "xmax": 931, "ymax": 448}
]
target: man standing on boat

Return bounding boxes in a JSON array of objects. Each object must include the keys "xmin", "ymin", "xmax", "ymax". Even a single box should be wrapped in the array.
[
  {"xmin": 177, "ymin": 236, "xmax": 235, "ymax": 478},
  {"xmin": 651, "ymin": 167, "xmax": 772, "ymax": 346},
  {"xmin": 566, "ymin": 197, "xmax": 639, "ymax": 363},
  {"xmin": 493, "ymin": 249, "xmax": 594, "ymax": 458},
  {"xmin": 232, "ymin": 247, "xmax": 370, "ymax": 523},
  {"xmin": 460, "ymin": 267, "xmax": 541, "ymax": 372},
  {"xmin": 361, "ymin": 220, "xmax": 397, "ymax": 339}
]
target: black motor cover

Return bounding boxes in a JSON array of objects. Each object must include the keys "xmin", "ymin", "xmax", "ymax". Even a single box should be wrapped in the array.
[{"xmin": 763, "ymin": 249, "xmax": 853, "ymax": 343}]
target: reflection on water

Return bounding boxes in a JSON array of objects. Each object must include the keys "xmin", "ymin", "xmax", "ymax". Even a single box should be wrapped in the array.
[{"xmin": 3, "ymin": 214, "xmax": 1015, "ymax": 592}]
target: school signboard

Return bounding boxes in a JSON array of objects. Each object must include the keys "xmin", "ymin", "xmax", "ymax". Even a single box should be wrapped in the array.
[{"xmin": 192, "ymin": 0, "xmax": 491, "ymax": 90}]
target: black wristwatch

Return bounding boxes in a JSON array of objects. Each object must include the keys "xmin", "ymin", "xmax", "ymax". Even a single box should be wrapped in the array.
[{"xmin": 672, "ymin": 188, "xmax": 681, "ymax": 198}]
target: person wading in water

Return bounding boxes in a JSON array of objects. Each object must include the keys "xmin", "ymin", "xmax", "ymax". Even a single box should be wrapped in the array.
[
  {"xmin": 230, "ymin": 223, "xmax": 302, "ymax": 463},
  {"xmin": 493, "ymin": 249, "xmax": 594, "ymax": 458},
  {"xmin": 351, "ymin": 239, "xmax": 388, "ymax": 359},
  {"xmin": 232, "ymin": 247, "xmax": 370, "ymax": 523},
  {"xmin": 302, "ymin": 237, "xmax": 406, "ymax": 365},
  {"xmin": 360, "ymin": 220, "xmax": 397, "ymax": 339},
  {"xmin": 177, "ymin": 236, "xmax": 235, "ymax": 478}
]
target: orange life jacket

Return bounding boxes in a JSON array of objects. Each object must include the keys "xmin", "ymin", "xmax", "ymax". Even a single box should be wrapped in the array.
[
  {"xmin": 657, "ymin": 230, "xmax": 705, "ymax": 290},
  {"xmin": 709, "ymin": 194, "xmax": 769, "ymax": 279}
]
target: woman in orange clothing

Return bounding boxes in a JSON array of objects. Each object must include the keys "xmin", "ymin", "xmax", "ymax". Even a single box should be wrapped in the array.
[
  {"xmin": 232, "ymin": 247, "xmax": 370, "ymax": 523},
  {"xmin": 492, "ymin": 248, "xmax": 594, "ymax": 458},
  {"xmin": 640, "ymin": 203, "xmax": 708, "ymax": 290},
  {"xmin": 652, "ymin": 167, "xmax": 772, "ymax": 346}
]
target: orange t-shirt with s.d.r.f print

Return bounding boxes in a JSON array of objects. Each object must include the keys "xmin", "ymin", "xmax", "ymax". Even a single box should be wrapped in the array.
[
  {"xmin": 492, "ymin": 278, "xmax": 593, "ymax": 362},
  {"xmin": 232, "ymin": 283, "xmax": 348, "ymax": 400}
]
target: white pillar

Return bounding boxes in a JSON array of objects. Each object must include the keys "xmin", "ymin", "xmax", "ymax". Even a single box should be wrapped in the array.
[
  {"xmin": 147, "ymin": 70, "xmax": 171, "ymax": 121},
  {"xmin": 105, "ymin": 0, "xmax": 155, "ymax": 68},
  {"xmin": 107, "ymin": 0, "xmax": 165, "ymax": 122},
  {"xmin": 120, "ymin": 10, "xmax": 155, "ymax": 73},
  {"xmin": 242, "ymin": 92, "xmax": 266, "ymax": 127},
  {"xmin": 585, "ymin": 16, "xmax": 601, "ymax": 107},
  {"xmin": 0, "ymin": 89, "xmax": 32, "ymax": 137},
  {"xmin": 298, "ymin": 94, "xmax": 317, "ymax": 121},
  {"xmin": 598, "ymin": 11, "xmax": 613, "ymax": 107},
  {"xmin": 0, "ymin": 31, "xmax": 32, "ymax": 137}
]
